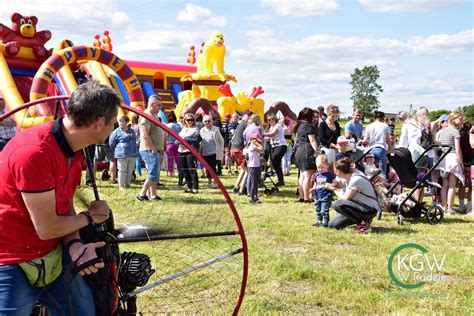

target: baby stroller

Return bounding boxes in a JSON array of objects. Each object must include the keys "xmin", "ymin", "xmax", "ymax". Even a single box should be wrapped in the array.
[
  {"xmin": 260, "ymin": 164, "xmax": 279, "ymax": 195},
  {"xmin": 386, "ymin": 144, "xmax": 452, "ymax": 225}
]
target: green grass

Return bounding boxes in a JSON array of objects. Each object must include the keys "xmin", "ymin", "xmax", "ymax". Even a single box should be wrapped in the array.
[{"xmin": 77, "ymin": 171, "xmax": 474, "ymax": 314}]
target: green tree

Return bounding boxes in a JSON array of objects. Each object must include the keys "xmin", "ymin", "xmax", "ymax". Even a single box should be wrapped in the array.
[
  {"xmin": 428, "ymin": 109, "xmax": 449, "ymax": 122},
  {"xmin": 461, "ymin": 104, "xmax": 474, "ymax": 122},
  {"xmin": 349, "ymin": 65, "xmax": 383, "ymax": 115}
]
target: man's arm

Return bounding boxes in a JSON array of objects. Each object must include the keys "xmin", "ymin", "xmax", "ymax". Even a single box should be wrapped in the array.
[
  {"xmin": 140, "ymin": 122, "xmax": 157, "ymax": 154},
  {"xmin": 63, "ymin": 200, "xmax": 106, "ymax": 276},
  {"xmin": 21, "ymin": 190, "xmax": 110, "ymax": 240}
]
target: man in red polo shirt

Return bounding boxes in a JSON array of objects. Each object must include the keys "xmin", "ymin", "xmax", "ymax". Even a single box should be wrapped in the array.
[{"xmin": 0, "ymin": 81, "xmax": 120, "ymax": 315}]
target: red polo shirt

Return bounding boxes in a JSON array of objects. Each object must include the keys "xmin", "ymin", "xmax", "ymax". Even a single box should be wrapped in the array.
[{"xmin": 0, "ymin": 119, "xmax": 83, "ymax": 264}]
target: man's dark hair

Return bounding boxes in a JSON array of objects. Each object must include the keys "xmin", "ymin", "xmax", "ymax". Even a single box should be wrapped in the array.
[
  {"xmin": 374, "ymin": 110, "xmax": 385, "ymax": 120},
  {"xmin": 67, "ymin": 81, "xmax": 120, "ymax": 127}
]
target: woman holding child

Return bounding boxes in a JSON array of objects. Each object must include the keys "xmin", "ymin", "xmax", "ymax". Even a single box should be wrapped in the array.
[{"xmin": 327, "ymin": 158, "xmax": 380, "ymax": 233}]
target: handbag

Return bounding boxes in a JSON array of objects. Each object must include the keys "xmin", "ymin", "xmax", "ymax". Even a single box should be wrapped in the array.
[{"xmin": 19, "ymin": 244, "xmax": 63, "ymax": 287}]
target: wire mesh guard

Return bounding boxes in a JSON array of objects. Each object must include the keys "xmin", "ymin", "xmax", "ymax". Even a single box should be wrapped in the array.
[
  {"xmin": 79, "ymin": 109, "xmax": 247, "ymax": 314},
  {"xmin": 1, "ymin": 103, "xmax": 248, "ymax": 315}
]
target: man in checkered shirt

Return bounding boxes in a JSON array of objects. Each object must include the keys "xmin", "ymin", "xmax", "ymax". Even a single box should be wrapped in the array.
[{"xmin": 0, "ymin": 97, "xmax": 17, "ymax": 151}]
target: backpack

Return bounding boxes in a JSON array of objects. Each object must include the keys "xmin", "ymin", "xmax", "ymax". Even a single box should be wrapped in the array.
[
  {"xmin": 420, "ymin": 128, "xmax": 434, "ymax": 149},
  {"xmin": 410, "ymin": 123, "xmax": 434, "ymax": 149}
]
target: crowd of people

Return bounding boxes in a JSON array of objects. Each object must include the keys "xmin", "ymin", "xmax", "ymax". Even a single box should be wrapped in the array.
[
  {"xmin": 76, "ymin": 96, "xmax": 472, "ymax": 235},
  {"xmin": 72, "ymin": 96, "xmax": 473, "ymax": 234}
]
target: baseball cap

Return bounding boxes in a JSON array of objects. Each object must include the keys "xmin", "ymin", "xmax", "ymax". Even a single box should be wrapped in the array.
[{"xmin": 336, "ymin": 136, "xmax": 349, "ymax": 144}]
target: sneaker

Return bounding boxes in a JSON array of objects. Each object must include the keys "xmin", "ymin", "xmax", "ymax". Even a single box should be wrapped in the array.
[
  {"xmin": 111, "ymin": 179, "xmax": 118, "ymax": 184},
  {"xmin": 466, "ymin": 202, "xmax": 472, "ymax": 213},
  {"xmin": 208, "ymin": 183, "xmax": 218, "ymax": 189},
  {"xmin": 445, "ymin": 209, "xmax": 455, "ymax": 215},
  {"xmin": 232, "ymin": 187, "xmax": 239, "ymax": 194},
  {"xmin": 355, "ymin": 220, "xmax": 372, "ymax": 234},
  {"xmin": 136, "ymin": 194, "xmax": 149, "ymax": 201},
  {"xmin": 191, "ymin": 189, "xmax": 199, "ymax": 194},
  {"xmin": 157, "ymin": 182, "xmax": 165, "ymax": 187},
  {"xmin": 275, "ymin": 181, "xmax": 285, "ymax": 187},
  {"xmin": 149, "ymin": 195, "xmax": 162, "ymax": 201}
]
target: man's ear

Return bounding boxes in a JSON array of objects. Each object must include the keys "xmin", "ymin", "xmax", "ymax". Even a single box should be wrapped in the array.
[{"xmin": 93, "ymin": 116, "xmax": 105, "ymax": 129}]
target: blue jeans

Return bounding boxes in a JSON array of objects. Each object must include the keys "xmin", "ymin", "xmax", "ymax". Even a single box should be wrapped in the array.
[
  {"xmin": 370, "ymin": 147, "xmax": 388, "ymax": 180},
  {"xmin": 140, "ymin": 150, "xmax": 160, "ymax": 181},
  {"xmin": 135, "ymin": 151, "xmax": 143, "ymax": 176},
  {"xmin": 315, "ymin": 195, "xmax": 332, "ymax": 224},
  {"xmin": 0, "ymin": 249, "xmax": 95, "ymax": 315}
]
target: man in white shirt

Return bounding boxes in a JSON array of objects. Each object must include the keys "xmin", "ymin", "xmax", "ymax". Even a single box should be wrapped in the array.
[{"xmin": 362, "ymin": 111, "xmax": 390, "ymax": 179}]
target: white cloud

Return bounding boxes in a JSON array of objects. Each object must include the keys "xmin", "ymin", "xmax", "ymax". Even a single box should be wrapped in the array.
[
  {"xmin": 245, "ymin": 14, "xmax": 273, "ymax": 23},
  {"xmin": 408, "ymin": 29, "xmax": 474, "ymax": 54},
  {"xmin": 177, "ymin": 3, "xmax": 227, "ymax": 26},
  {"xmin": 359, "ymin": 0, "xmax": 465, "ymax": 13},
  {"xmin": 0, "ymin": 0, "xmax": 131, "ymax": 44},
  {"xmin": 260, "ymin": 0, "xmax": 340, "ymax": 17}
]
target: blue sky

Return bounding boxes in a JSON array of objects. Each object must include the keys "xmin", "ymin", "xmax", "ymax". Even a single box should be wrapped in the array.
[{"xmin": 1, "ymin": 0, "xmax": 472, "ymax": 115}]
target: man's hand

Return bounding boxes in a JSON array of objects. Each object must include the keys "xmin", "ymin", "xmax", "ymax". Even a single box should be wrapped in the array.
[
  {"xmin": 87, "ymin": 200, "xmax": 110, "ymax": 224},
  {"xmin": 69, "ymin": 241, "xmax": 106, "ymax": 276},
  {"xmin": 151, "ymin": 148, "xmax": 158, "ymax": 155}
]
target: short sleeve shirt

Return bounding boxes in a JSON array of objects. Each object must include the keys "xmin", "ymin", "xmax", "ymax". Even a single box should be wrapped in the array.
[
  {"xmin": 0, "ymin": 119, "xmax": 83, "ymax": 263},
  {"xmin": 347, "ymin": 174, "xmax": 380, "ymax": 212},
  {"xmin": 139, "ymin": 110, "xmax": 164, "ymax": 151},
  {"xmin": 344, "ymin": 120, "xmax": 363, "ymax": 140}
]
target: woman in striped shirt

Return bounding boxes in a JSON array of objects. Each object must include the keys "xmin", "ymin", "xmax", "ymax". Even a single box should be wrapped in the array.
[{"xmin": 435, "ymin": 111, "xmax": 465, "ymax": 214}]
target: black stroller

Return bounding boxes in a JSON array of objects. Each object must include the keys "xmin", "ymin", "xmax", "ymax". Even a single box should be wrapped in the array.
[
  {"xmin": 386, "ymin": 145, "xmax": 452, "ymax": 225},
  {"xmin": 260, "ymin": 164, "xmax": 279, "ymax": 195}
]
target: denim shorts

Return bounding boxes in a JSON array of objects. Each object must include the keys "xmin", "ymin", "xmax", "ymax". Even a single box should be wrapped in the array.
[{"xmin": 140, "ymin": 150, "xmax": 160, "ymax": 181}]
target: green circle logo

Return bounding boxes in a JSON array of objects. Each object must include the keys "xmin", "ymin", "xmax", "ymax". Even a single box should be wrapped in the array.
[{"xmin": 388, "ymin": 243, "xmax": 428, "ymax": 289}]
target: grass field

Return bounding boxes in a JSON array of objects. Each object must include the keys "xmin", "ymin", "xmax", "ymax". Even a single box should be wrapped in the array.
[{"xmin": 80, "ymin": 169, "xmax": 474, "ymax": 314}]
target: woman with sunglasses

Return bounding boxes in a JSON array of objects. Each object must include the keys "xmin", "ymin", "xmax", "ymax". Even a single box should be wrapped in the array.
[
  {"xmin": 178, "ymin": 113, "xmax": 202, "ymax": 193},
  {"xmin": 264, "ymin": 113, "xmax": 287, "ymax": 186},
  {"xmin": 200, "ymin": 114, "xmax": 224, "ymax": 188}
]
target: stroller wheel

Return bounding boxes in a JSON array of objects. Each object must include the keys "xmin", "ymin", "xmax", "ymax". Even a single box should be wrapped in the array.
[
  {"xmin": 264, "ymin": 188, "xmax": 271, "ymax": 195},
  {"xmin": 397, "ymin": 214, "xmax": 404, "ymax": 225},
  {"xmin": 376, "ymin": 210, "xmax": 382, "ymax": 220},
  {"xmin": 426, "ymin": 204, "xmax": 444, "ymax": 225}
]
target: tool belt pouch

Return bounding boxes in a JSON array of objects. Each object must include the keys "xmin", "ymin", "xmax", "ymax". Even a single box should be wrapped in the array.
[{"xmin": 19, "ymin": 244, "xmax": 63, "ymax": 287}]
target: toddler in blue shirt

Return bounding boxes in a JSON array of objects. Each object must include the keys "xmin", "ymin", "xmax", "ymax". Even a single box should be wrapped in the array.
[{"xmin": 310, "ymin": 154, "xmax": 336, "ymax": 227}]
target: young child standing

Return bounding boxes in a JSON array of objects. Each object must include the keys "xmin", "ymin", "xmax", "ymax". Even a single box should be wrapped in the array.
[
  {"xmin": 310, "ymin": 154, "xmax": 336, "ymax": 227},
  {"xmin": 247, "ymin": 133, "xmax": 264, "ymax": 203}
]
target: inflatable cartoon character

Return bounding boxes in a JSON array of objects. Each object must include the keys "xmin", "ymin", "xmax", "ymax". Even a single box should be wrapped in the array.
[
  {"xmin": 0, "ymin": 12, "xmax": 51, "ymax": 60},
  {"xmin": 217, "ymin": 84, "xmax": 265, "ymax": 119},
  {"xmin": 198, "ymin": 32, "xmax": 226, "ymax": 75}
]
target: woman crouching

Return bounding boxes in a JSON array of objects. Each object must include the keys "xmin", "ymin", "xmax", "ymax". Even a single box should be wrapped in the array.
[{"xmin": 327, "ymin": 157, "xmax": 380, "ymax": 233}]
